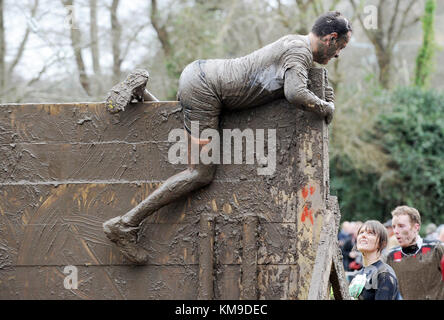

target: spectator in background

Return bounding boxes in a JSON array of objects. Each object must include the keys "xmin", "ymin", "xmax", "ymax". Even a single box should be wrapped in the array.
[
  {"xmin": 339, "ymin": 221, "xmax": 352, "ymax": 247},
  {"xmin": 383, "ymin": 219, "xmax": 399, "ymax": 251},
  {"xmin": 425, "ymin": 222, "xmax": 437, "ymax": 241},
  {"xmin": 348, "ymin": 220, "xmax": 400, "ymax": 300},
  {"xmin": 340, "ymin": 221, "xmax": 353, "ymax": 271},
  {"xmin": 348, "ymin": 221, "xmax": 363, "ymax": 271},
  {"xmin": 438, "ymin": 225, "xmax": 444, "ymax": 243},
  {"xmin": 341, "ymin": 221, "xmax": 363, "ymax": 273},
  {"xmin": 385, "ymin": 205, "xmax": 444, "ymax": 299}
]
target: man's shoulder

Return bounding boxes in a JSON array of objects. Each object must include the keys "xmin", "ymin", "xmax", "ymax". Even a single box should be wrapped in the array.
[
  {"xmin": 387, "ymin": 245, "xmax": 402, "ymax": 256},
  {"xmin": 422, "ymin": 239, "xmax": 444, "ymax": 254},
  {"xmin": 277, "ymin": 34, "xmax": 311, "ymax": 51},
  {"xmin": 386, "ymin": 246, "xmax": 403, "ymax": 262},
  {"xmin": 422, "ymin": 239, "xmax": 442, "ymax": 247}
]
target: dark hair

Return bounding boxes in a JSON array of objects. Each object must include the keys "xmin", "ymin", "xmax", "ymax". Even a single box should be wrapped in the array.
[
  {"xmin": 357, "ymin": 220, "xmax": 388, "ymax": 253},
  {"xmin": 311, "ymin": 11, "xmax": 352, "ymax": 39}
]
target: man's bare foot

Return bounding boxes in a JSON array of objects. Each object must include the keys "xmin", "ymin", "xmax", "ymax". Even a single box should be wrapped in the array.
[
  {"xmin": 103, "ymin": 216, "xmax": 149, "ymax": 264},
  {"xmin": 105, "ymin": 69, "xmax": 150, "ymax": 114}
]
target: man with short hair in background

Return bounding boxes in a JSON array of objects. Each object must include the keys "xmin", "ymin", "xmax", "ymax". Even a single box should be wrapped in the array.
[{"xmin": 385, "ymin": 205, "xmax": 444, "ymax": 299}]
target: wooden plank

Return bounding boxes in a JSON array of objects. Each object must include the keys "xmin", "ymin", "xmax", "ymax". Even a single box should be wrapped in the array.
[
  {"xmin": 214, "ymin": 264, "xmax": 241, "ymax": 300},
  {"xmin": 0, "ymin": 141, "xmax": 185, "ymax": 183},
  {"xmin": 330, "ymin": 247, "xmax": 351, "ymax": 300},
  {"xmin": 0, "ymin": 265, "xmax": 198, "ymax": 299},
  {"xmin": 257, "ymin": 222, "xmax": 297, "ymax": 265},
  {"xmin": 198, "ymin": 213, "xmax": 214, "ymax": 299},
  {"xmin": 241, "ymin": 214, "xmax": 258, "ymax": 300},
  {"xmin": 307, "ymin": 208, "xmax": 335, "ymax": 299},
  {"xmin": 0, "ymin": 102, "xmax": 182, "ymax": 144},
  {"xmin": 0, "ymin": 184, "xmax": 198, "ymax": 266},
  {"xmin": 292, "ymin": 68, "xmax": 329, "ymax": 299},
  {"xmin": 257, "ymin": 265, "xmax": 299, "ymax": 299}
]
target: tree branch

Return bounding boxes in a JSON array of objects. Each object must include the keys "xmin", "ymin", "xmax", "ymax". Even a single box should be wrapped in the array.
[
  {"xmin": 393, "ymin": 0, "xmax": 421, "ymax": 47},
  {"xmin": 0, "ymin": 0, "xmax": 5, "ymax": 95},
  {"xmin": 8, "ymin": 0, "xmax": 39, "ymax": 75},
  {"xmin": 120, "ymin": 24, "xmax": 147, "ymax": 62},
  {"xmin": 150, "ymin": 0, "xmax": 172, "ymax": 57},
  {"xmin": 90, "ymin": 0, "xmax": 101, "ymax": 76},
  {"xmin": 62, "ymin": 0, "xmax": 91, "ymax": 96},
  {"xmin": 387, "ymin": 0, "xmax": 400, "ymax": 48},
  {"xmin": 111, "ymin": 0, "xmax": 121, "ymax": 84}
]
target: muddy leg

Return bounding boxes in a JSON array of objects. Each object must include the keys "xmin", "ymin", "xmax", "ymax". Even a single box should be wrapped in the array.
[{"xmin": 103, "ymin": 132, "xmax": 215, "ymax": 264}]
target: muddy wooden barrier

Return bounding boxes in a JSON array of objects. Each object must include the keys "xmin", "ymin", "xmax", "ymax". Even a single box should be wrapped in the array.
[{"xmin": 0, "ymin": 68, "xmax": 349, "ymax": 299}]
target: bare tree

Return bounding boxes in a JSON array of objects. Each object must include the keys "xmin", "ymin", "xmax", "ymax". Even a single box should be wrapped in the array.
[
  {"xmin": 110, "ymin": 0, "xmax": 121, "ymax": 84},
  {"xmin": 150, "ymin": 0, "xmax": 171, "ymax": 57},
  {"xmin": 0, "ymin": 0, "xmax": 43, "ymax": 102},
  {"xmin": 62, "ymin": 0, "xmax": 92, "ymax": 96},
  {"xmin": 90, "ymin": 0, "xmax": 101, "ymax": 76},
  {"xmin": 275, "ymin": 0, "xmax": 340, "ymax": 34},
  {"xmin": 349, "ymin": 0, "xmax": 422, "ymax": 88},
  {"xmin": 8, "ymin": 0, "xmax": 39, "ymax": 76},
  {"xmin": 0, "ymin": 0, "xmax": 5, "ymax": 98}
]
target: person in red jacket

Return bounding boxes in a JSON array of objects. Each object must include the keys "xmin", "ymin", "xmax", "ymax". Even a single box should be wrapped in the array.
[{"xmin": 385, "ymin": 205, "xmax": 444, "ymax": 299}]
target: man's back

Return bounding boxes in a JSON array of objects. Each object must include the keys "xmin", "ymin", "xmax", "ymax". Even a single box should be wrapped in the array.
[{"xmin": 197, "ymin": 34, "xmax": 313, "ymax": 110}]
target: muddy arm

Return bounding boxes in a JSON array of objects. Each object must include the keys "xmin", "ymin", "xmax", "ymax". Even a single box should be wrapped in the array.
[
  {"xmin": 143, "ymin": 89, "xmax": 159, "ymax": 102},
  {"xmin": 284, "ymin": 68, "xmax": 334, "ymax": 121}
]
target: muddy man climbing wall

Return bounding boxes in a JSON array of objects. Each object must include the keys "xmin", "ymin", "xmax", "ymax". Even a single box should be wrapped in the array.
[{"xmin": 0, "ymin": 68, "xmax": 349, "ymax": 299}]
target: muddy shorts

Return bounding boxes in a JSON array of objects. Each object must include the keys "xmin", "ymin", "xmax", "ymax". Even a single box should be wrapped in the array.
[{"xmin": 177, "ymin": 60, "xmax": 222, "ymax": 137}]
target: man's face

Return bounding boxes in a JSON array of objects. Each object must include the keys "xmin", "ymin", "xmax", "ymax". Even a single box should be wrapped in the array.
[
  {"xmin": 315, "ymin": 31, "xmax": 351, "ymax": 65},
  {"xmin": 392, "ymin": 214, "xmax": 420, "ymax": 248}
]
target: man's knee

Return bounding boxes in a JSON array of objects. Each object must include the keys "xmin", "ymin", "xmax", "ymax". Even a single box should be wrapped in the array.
[{"xmin": 192, "ymin": 164, "xmax": 216, "ymax": 187}]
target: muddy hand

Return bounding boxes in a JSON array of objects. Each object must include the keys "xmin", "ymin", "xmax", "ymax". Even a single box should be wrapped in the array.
[
  {"xmin": 325, "ymin": 101, "xmax": 335, "ymax": 125},
  {"xmin": 325, "ymin": 86, "xmax": 335, "ymax": 103}
]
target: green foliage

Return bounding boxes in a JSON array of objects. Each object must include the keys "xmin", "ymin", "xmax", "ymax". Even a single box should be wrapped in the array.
[
  {"xmin": 330, "ymin": 85, "xmax": 392, "ymax": 222},
  {"xmin": 331, "ymin": 86, "xmax": 444, "ymax": 225},
  {"xmin": 330, "ymin": 156, "xmax": 388, "ymax": 222},
  {"xmin": 163, "ymin": 3, "xmax": 224, "ymax": 99},
  {"xmin": 414, "ymin": 0, "xmax": 436, "ymax": 88},
  {"xmin": 375, "ymin": 87, "xmax": 444, "ymax": 223}
]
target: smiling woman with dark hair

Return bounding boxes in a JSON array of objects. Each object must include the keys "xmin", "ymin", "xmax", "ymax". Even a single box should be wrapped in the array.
[{"xmin": 348, "ymin": 220, "xmax": 401, "ymax": 300}]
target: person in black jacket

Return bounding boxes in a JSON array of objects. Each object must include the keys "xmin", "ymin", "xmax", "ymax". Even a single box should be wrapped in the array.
[{"xmin": 349, "ymin": 220, "xmax": 400, "ymax": 300}]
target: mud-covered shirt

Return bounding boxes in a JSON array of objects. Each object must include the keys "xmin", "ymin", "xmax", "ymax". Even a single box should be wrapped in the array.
[
  {"xmin": 198, "ymin": 34, "xmax": 324, "ymax": 110},
  {"xmin": 353, "ymin": 260, "xmax": 400, "ymax": 300},
  {"xmin": 385, "ymin": 239, "xmax": 444, "ymax": 300}
]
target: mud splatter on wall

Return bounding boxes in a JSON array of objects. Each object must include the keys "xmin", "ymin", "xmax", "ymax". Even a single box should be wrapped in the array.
[{"xmin": 0, "ymin": 68, "xmax": 342, "ymax": 299}]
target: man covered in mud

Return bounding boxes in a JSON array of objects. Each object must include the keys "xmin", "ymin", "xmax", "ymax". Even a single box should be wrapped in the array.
[
  {"xmin": 103, "ymin": 11, "xmax": 352, "ymax": 264},
  {"xmin": 385, "ymin": 206, "xmax": 444, "ymax": 299}
]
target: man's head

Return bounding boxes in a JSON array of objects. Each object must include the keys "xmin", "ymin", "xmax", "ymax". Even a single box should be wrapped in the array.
[
  {"xmin": 391, "ymin": 206, "xmax": 421, "ymax": 248},
  {"xmin": 310, "ymin": 11, "xmax": 352, "ymax": 64},
  {"xmin": 384, "ymin": 219, "xmax": 394, "ymax": 237}
]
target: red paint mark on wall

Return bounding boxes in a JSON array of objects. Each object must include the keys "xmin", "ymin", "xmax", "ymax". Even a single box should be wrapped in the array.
[
  {"xmin": 300, "ymin": 185, "xmax": 315, "ymax": 225},
  {"xmin": 301, "ymin": 205, "xmax": 314, "ymax": 225},
  {"xmin": 302, "ymin": 187, "xmax": 309, "ymax": 199}
]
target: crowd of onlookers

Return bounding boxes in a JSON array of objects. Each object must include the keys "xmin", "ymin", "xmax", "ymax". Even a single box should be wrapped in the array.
[
  {"xmin": 339, "ymin": 219, "xmax": 444, "ymax": 275},
  {"xmin": 338, "ymin": 206, "xmax": 444, "ymax": 300}
]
